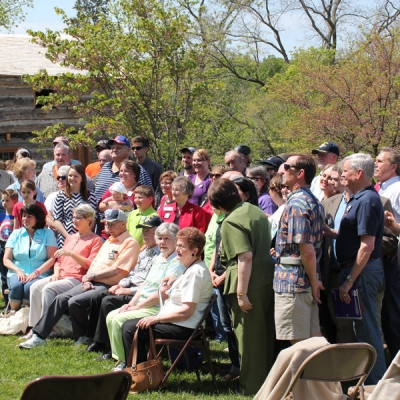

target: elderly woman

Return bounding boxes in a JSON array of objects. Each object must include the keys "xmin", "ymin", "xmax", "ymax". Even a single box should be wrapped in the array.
[
  {"xmin": 190, "ymin": 149, "xmax": 211, "ymax": 206},
  {"xmin": 246, "ymin": 166, "xmax": 277, "ymax": 215},
  {"xmin": 106, "ymin": 222, "xmax": 185, "ymax": 370},
  {"xmin": 6, "ymin": 158, "xmax": 45, "ymax": 203},
  {"xmin": 26, "ymin": 205, "xmax": 102, "ymax": 334},
  {"xmin": 4, "ymin": 204, "xmax": 57, "ymax": 311},
  {"xmin": 121, "ymin": 227, "xmax": 213, "ymax": 367},
  {"xmin": 208, "ymin": 178, "xmax": 275, "ymax": 395},
  {"xmin": 158, "ymin": 176, "xmax": 210, "ymax": 233}
]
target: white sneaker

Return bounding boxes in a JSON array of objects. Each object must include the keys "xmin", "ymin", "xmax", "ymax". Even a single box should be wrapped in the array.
[
  {"xmin": 19, "ymin": 334, "xmax": 46, "ymax": 349},
  {"xmin": 112, "ymin": 362, "xmax": 126, "ymax": 371},
  {"xmin": 19, "ymin": 329, "xmax": 33, "ymax": 341},
  {"xmin": 74, "ymin": 336, "xmax": 93, "ymax": 346}
]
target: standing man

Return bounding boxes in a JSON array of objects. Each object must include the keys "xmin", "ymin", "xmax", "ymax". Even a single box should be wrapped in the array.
[
  {"xmin": 19, "ymin": 209, "xmax": 140, "ymax": 349},
  {"xmin": 374, "ymin": 147, "xmax": 400, "ymax": 360},
  {"xmin": 310, "ymin": 142, "xmax": 340, "ymax": 201},
  {"xmin": 42, "ymin": 136, "xmax": 81, "ymax": 170},
  {"xmin": 224, "ymin": 150, "xmax": 246, "ymax": 175},
  {"xmin": 180, "ymin": 147, "xmax": 196, "ymax": 178},
  {"xmin": 234, "ymin": 145, "xmax": 251, "ymax": 169},
  {"xmin": 131, "ymin": 136, "xmax": 163, "ymax": 193},
  {"xmin": 85, "ymin": 139, "xmax": 111, "ymax": 179},
  {"xmin": 36, "ymin": 142, "xmax": 94, "ymax": 199},
  {"xmin": 336, "ymin": 153, "xmax": 385, "ymax": 384},
  {"xmin": 274, "ymin": 154, "xmax": 325, "ymax": 344},
  {"xmin": 260, "ymin": 155, "xmax": 285, "ymax": 179},
  {"xmin": 94, "ymin": 135, "xmax": 152, "ymax": 204}
]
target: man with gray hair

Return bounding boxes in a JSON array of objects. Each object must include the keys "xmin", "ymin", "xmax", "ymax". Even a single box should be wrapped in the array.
[
  {"xmin": 36, "ymin": 142, "xmax": 94, "ymax": 199},
  {"xmin": 336, "ymin": 153, "xmax": 385, "ymax": 384},
  {"xmin": 224, "ymin": 150, "xmax": 246, "ymax": 175},
  {"xmin": 374, "ymin": 147, "xmax": 400, "ymax": 360}
]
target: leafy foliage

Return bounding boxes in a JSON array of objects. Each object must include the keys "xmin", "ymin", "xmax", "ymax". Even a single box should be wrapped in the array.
[
  {"xmin": 0, "ymin": 0, "xmax": 33, "ymax": 31},
  {"xmin": 25, "ymin": 0, "xmax": 203, "ymax": 169}
]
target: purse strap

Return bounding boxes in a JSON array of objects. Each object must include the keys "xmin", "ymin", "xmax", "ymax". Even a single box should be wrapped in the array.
[{"xmin": 127, "ymin": 325, "xmax": 157, "ymax": 368}]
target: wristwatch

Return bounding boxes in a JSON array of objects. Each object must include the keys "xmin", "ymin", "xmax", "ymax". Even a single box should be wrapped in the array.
[
  {"xmin": 90, "ymin": 273, "xmax": 96, "ymax": 280},
  {"xmin": 346, "ymin": 274, "xmax": 355, "ymax": 283}
]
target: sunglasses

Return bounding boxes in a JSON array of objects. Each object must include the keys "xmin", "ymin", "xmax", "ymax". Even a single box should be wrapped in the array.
[
  {"xmin": 57, "ymin": 175, "xmax": 67, "ymax": 181},
  {"xmin": 131, "ymin": 146, "xmax": 144, "ymax": 151},
  {"xmin": 249, "ymin": 177, "xmax": 265, "ymax": 182},
  {"xmin": 283, "ymin": 163, "xmax": 299, "ymax": 171},
  {"xmin": 210, "ymin": 173, "xmax": 222, "ymax": 179}
]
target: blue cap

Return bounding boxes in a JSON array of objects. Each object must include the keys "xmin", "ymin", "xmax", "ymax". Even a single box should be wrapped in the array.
[{"xmin": 108, "ymin": 136, "xmax": 130, "ymax": 148}]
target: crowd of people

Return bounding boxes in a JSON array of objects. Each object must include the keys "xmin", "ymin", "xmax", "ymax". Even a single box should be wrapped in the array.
[{"xmin": 0, "ymin": 135, "xmax": 398, "ymax": 395}]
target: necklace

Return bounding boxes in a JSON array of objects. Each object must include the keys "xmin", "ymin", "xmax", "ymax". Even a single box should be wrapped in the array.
[{"xmin": 184, "ymin": 257, "xmax": 201, "ymax": 273}]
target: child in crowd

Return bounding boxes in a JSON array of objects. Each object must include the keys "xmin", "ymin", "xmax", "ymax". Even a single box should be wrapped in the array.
[
  {"xmin": 13, "ymin": 180, "xmax": 47, "ymax": 229},
  {"xmin": 102, "ymin": 182, "xmax": 134, "ymax": 213},
  {"xmin": 126, "ymin": 185, "xmax": 158, "ymax": 247},
  {"xmin": 0, "ymin": 189, "xmax": 18, "ymax": 310}
]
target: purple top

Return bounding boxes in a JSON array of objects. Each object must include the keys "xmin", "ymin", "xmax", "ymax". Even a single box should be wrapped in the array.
[
  {"xmin": 189, "ymin": 174, "xmax": 211, "ymax": 206},
  {"xmin": 258, "ymin": 193, "xmax": 278, "ymax": 215}
]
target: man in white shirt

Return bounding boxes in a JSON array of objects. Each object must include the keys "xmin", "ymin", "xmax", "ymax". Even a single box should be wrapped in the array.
[
  {"xmin": 374, "ymin": 147, "xmax": 400, "ymax": 361},
  {"xmin": 310, "ymin": 142, "xmax": 340, "ymax": 201}
]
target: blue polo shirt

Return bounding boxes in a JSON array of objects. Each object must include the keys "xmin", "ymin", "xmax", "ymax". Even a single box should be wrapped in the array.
[{"xmin": 336, "ymin": 186, "xmax": 383, "ymax": 264}]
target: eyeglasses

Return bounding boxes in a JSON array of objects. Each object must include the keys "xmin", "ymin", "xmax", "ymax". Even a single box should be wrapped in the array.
[
  {"xmin": 210, "ymin": 173, "xmax": 222, "ymax": 179},
  {"xmin": 266, "ymin": 167, "xmax": 276, "ymax": 172},
  {"xmin": 57, "ymin": 175, "xmax": 67, "ymax": 180},
  {"xmin": 248, "ymin": 177, "xmax": 265, "ymax": 182},
  {"xmin": 105, "ymin": 221, "xmax": 121, "ymax": 228},
  {"xmin": 160, "ymin": 181, "xmax": 172, "ymax": 185},
  {"xmin": 283, "ymin": 164, "xmax": 299, "ymax": 171},
  {"xmin": 131, "ymin": 146, "xmax": 144, "ymax": 151},
  {"xmin": 72, "ymin": 216, "xmax": 83, "ymax": 221}
]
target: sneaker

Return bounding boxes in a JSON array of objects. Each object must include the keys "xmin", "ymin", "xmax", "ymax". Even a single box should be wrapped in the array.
[
  {"xmin": 19, "ymin": 334, "xmax": 46, "ymax": 349},
  {"xmin": 74, "ymin": 336, "xmax": 93, "ymax": 346},
  {"xmin": 112, "ymin": 362, "xmax": 126, "ymax": 371},
  {"xmin": 19, "ymin": 329, "xmax": 33, "ymax": 341}
]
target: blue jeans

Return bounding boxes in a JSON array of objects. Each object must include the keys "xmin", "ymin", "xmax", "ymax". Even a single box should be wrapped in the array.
[
  {"xmin": 217, "ymin": 285, "xmax": 240, "ymax": 369},
  {"xmin": 341, "ymin": 259, "xmax": 385, "ymax": 384},
  {"xmin": 210, "ymin": 288, "xmax": 227, "ymax": 342},
  {"xmin": 7, "ymin": 274, "xmax": 42, "ymax": 303}
]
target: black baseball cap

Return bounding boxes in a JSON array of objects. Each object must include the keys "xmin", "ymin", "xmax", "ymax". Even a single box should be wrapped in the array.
[
  {"xmin": 136, "ymin": 215, "xmax": 163, "ymax": 229},
  {"xmin": 311, "ymin": 142, "xmax": 340, "ymax": 157}
]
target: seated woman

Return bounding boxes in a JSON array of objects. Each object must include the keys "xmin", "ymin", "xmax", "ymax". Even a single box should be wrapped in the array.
[
  {"xmin": 25, "ymin": 205, "xmax": 102, "ymax": 337},
  {"xmin": 158, "ymin": 176, "xmax": 210, "ymax": 233},
  {"xmin": 120, "ymin": 227, "xmax": 213, "ymax": 369},
  {"xmin": 3, "ymin": 204, "xmax": 58, "ymax": 311},
  {"xmin": 106, "ymin": 222, "xmax": 185, "ymax": 370}
]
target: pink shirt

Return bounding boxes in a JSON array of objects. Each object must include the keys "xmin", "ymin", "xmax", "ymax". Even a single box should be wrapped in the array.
[{"xmin": 56, "ymin": 233, "xmax": 103, "ymax": 281}]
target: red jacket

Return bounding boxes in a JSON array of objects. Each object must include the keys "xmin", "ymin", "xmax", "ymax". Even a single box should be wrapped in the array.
[{"xmin": 158, "ymin": 200, "xmax": 210, "ymax": 233}]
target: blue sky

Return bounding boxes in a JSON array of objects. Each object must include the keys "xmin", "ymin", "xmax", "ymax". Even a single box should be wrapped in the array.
[{"xmin": 11, "ymin": 0, "xmax": 76, "ymax": 33}]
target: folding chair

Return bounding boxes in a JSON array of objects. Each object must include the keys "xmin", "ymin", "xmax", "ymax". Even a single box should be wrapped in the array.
[
  {"xmin": 155, "ymin": 293, "xmax": 218, "ymax": 391},
  {"xmin": 282, "ymin": 342, "xmax": 377, "ymax": 400},
  {"xmin": 20, "ymin": 371, "xmax": 132, "ymax": 400}
]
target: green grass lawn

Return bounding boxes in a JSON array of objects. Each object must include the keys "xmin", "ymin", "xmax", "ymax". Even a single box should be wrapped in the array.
[{"xmin": 0, "ymin": 298, "xmax": 251, "ymax": 399}]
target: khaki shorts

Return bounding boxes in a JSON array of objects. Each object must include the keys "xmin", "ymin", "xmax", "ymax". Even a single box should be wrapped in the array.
[{"xmin": 274, "ymin": 291, "xmax": 320, "ymax": 340}]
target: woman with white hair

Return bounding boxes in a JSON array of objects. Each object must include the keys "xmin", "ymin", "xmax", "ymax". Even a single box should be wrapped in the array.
[{"xmin": 106, "ymin": 222, "xmax": 185, "ymax": 370}]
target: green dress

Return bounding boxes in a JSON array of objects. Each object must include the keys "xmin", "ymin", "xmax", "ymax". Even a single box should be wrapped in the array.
[{"xmin": 220, "ymin": 201, "xmax": 275, "ymax": 395}]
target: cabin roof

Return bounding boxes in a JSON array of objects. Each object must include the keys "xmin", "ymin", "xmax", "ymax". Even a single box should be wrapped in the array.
[{"xmin": 0, "ymin": 34, "xmax": 82, "ymax": 76}]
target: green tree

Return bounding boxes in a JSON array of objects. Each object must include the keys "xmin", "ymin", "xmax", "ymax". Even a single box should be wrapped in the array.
[
  {"xmin": 0, "ymin": 0, "xmax": 33, "ymax": 31},
  {"xmin": 73, "ymin": 0, "xmax": 108, "ymax": 23},
  {"xmin": 24, "ymin": 0, "xmax": 203, "ymax": 169},
  {"xmin": 267, "ymin": 26, "xmax": 400, "ymax": 156}
]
